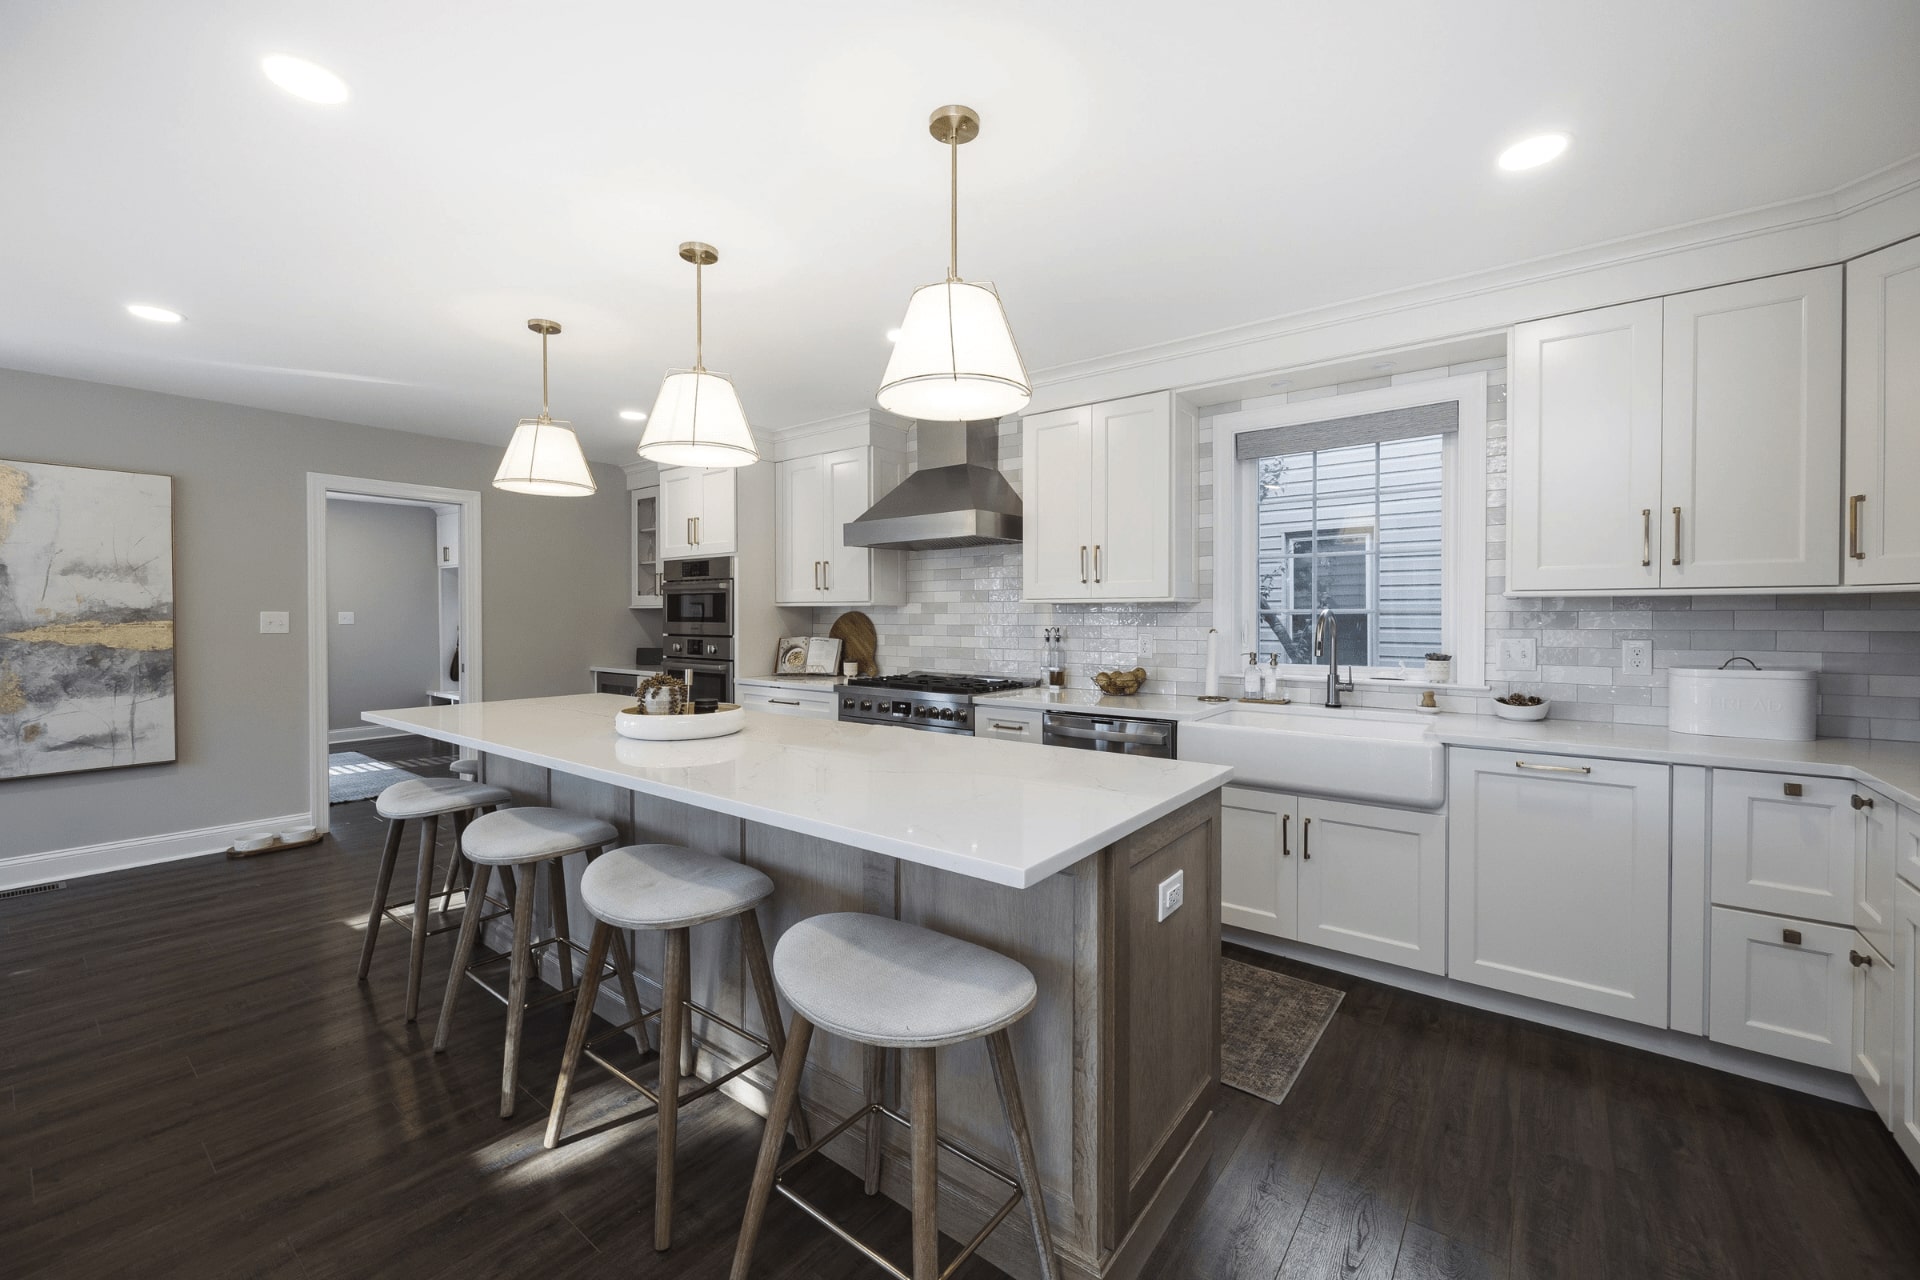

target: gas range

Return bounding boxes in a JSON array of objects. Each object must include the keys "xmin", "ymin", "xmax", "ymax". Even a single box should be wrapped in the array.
[{"xmin": 835, "ymin": 671, "xmax": 1041, "ymax": 735}]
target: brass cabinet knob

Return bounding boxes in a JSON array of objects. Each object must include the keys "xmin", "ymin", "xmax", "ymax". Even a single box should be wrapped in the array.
[
  {"xmin": 1852, "ymin": 794, "xmax": 1875, "ymax": 810},
  {"xmin": 1850, "ymin": 949, "xmax": 1874, "ymax": 968}
]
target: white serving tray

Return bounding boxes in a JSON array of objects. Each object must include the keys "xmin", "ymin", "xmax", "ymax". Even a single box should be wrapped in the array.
[{"xmin": 614, "ymin": 704, "xmax": 747, "ymax": 742}]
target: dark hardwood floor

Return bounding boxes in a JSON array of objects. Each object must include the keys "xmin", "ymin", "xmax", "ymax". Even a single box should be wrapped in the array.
[{"xmin": 4, "ymin": 780, "xmax": 1918, "ymax": 1279}]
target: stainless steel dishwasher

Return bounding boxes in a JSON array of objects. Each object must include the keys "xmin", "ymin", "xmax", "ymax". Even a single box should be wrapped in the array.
[{"xmin": 1041, "ymin": 710, "xmax": 1176, "ymax": 757}]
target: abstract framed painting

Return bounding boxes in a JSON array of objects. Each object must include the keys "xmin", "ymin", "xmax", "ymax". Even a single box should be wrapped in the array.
[{"xmin": 0, "ymin": 459, "xmax": 175, "ymax": 779}]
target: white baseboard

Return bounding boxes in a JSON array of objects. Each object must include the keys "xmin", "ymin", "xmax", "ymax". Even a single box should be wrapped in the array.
[
  {"xmin": 0, "ymin": 811, "xmax": 316, "ymax": 891},
  {"xmin": 328, "ymin": 725, "xmax": 409, "ymax": 745},
  {"xmin": 1225, "ymin": 927, "xmax": 1869, "ymax": 1108}
]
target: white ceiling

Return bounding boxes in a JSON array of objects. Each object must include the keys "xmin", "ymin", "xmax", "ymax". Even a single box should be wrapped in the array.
[{"xmin": 2, "ymin": 0, "xmax": 1916, "ymax": 461}]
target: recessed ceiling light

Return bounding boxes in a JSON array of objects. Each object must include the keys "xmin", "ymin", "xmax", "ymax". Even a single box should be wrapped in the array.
[
  {"xmin": 262, "ymin": 54, "xmax": 350, "ymax": 105},
  {"xmin": 885, "ymin": 328, "xmax": 903, "ymax": 343},
  {"xmin": 619, "ymin": 409, "xmax": 648, "ymax": 422},
  {"xmin": 1497, "ymin": 132, "xmax": 1569, "ymax": 172},
  {"xmin": 126, "ymin": 303, "xmax": 184, "ymax": 324}
]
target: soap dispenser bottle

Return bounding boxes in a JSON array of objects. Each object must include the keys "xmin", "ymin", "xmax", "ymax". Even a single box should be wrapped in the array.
[
  {"xmin": 1243, "ymin": 653, "xmax": 1262, "ymax": 697},
  {"xmin": 1261, "ymin": 652, "xmax": 1282, "ymax": 700}
]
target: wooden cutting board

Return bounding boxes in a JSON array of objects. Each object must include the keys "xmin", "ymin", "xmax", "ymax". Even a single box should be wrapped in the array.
[{"xmin": 828, "ymin": 611, "xmax": 878, "ymax": 677}]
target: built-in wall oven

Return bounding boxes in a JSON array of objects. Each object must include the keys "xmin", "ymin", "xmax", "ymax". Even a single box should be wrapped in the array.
[{"xmin": 663, "ymin": 558, "xmax": 735, "ymax": 700}]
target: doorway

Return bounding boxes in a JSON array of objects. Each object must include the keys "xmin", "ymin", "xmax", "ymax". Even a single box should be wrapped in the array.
[{"xmin": 305, "ymin": 475, "xmax": 483, "ymax": 833}]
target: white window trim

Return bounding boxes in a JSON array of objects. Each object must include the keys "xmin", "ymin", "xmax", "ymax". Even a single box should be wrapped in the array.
[{"xmin": 1211, "ymin": 373, "xmax": 1488, "ymax": 686}]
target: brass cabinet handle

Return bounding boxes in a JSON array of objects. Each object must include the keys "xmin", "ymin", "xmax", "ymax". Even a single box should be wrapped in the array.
[
  {"xmin": 1080, "ymin": 546, "xmax": 1088, "ymax": 584},
  {"xmin": 813, "ymin": 561, "xmax": 821, "ymax": 590},
  {"xmin": 1670, "ymin": 507, "xmax": 1682, "ymax": 566},
  {"xmin": 1093, "ymin": 545, "xmax": 1102, "ymax": 583},
  {"xmin": 687, "ymin": 516, "xmax": 694, "ymax": 545},
  {"xmin": 824, "ymin": 560, "xmax": 831, "ymax": 591},
  {"xmin": 1301, "ymin": 816, "xmax": 1311, "ymax": 861},
  {"xmin": 1853, "ymin": 794, "xmax": 1875, "ymax": 810},
  {"xmin": 1782, "ymin": 928, "xmax": 1802, "ymax": 946},
  {"xmin": 693, "ymin": 516, "xmax": 700, "ymax": 545},
  {"xmin": 1850, "ymin": 949, "xmax": 1874, "ymax": 968},
  {"xmin": 1850, "ymin": 494, "xmax": 1866, "ymax": 560},
  {"xmin": 990, "ymin": 721, "xmax": 1028, "ymax": 734},
  {"xmin": 768, "ymin": 698, "xmax": 801, "ymax": 706},
  {"xmin": 1641, "ymin": 509, "xmax": 1651, "ymax": 567},
  {"xmin": 1281, "ymin": 812, "xmax": 1290, "ymax": 857},
  {"xmin": 1515, "ymin": 760, "xmax": 1592, "ymax": 774}
]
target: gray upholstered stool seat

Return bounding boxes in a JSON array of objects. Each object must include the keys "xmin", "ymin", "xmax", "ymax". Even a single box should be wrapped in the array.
[
  {"xmin": 449, "ymin": 758, "xmax": 480, "ymax": 779},
  {"xmin": 462, "ymin": 807, "xmax": 618, "ymax": 864},
  {"xmin": 772, "ymin": 912, "xmax": 1037, "ymax": 1050},
  {"xmin": 581, "ymin": 844, "xmax": 775, "ymax": 931},
  {"xmin": 374, "ymin": 776, "xmax": 510, "ymax": 821}
]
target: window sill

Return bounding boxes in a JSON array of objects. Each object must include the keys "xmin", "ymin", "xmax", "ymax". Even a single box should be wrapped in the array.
[{"xmin": 1268, "ymin": 671, "xmax": 1491, "ymax": 694}]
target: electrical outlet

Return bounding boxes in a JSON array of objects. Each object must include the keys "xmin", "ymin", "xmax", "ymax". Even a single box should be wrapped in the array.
[
  {"xmin": 1622, "ymin": 640, "xmax": 1652, "ymax": 675},
  {"xmin": 1498, "ymin": 638, "xmax": 1537, "ymax": 672},
  {"xmin": 1157, "ymin": 870, "xmax": 1184, "ymax": 922},
  {"xmin": 259, "ymin": 611, "xmax": 290, "ymax": 634},
  {"xmin": 337, "ymin": 611, "xmax": 355, "ymax": 625}
]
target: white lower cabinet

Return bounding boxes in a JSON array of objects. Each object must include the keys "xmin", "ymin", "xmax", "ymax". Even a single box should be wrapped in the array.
[
  {"xmin": 1218, "ymin": 785, "xmax": 1445, "ymax": 975},
  {"xmin": 974, "ymin": 706, "xmax": 1043, "ymax": 745},
  {"xmin": 1709, "ymin": 769, "xmax": 1858, "ymax": 925},
  {"xmin": 1894, "ymin": 878, "xmax": 1920, "ymax": 1169},
  {"xmin": 1708, "ymin": 906, "xmax": 1854, "ymax": 1073},
  {"xmin": 1447, "ymin": 750, "xmax": 1671, "ymax": 1027},
  {"xmin": 1853, "ymin": 931, "xmax": 1897, "ymax": 1127}
]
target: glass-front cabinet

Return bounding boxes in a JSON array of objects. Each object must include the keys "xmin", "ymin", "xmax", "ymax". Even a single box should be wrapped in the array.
[{"xmin": 631, "ymin": 486, "xmax": 663, "ymax": 608}]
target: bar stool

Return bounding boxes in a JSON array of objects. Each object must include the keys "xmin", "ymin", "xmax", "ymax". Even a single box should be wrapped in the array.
[
  {"xmin": 544, "ymin": 843, "xmax": 814, "ymax": 1252},
  {"xmin": 731, "ymin": 913, "xmax": 1058, "ymax": 1280},
  {"xmin": 356, "ymin": 776, "xmax": 512, "ymax": 1022},
  {"xmin": 432, "ymin": 807, "xmax": 649, "ymax": 1118}
]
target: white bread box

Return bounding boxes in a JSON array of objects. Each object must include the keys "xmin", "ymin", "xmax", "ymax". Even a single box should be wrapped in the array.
[{"xmin": 1668, "ymin": 664, "xmax": 1817, "ymax": 741}]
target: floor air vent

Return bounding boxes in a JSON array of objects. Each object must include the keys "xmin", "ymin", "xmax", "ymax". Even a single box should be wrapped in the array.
[{"xmin": 0, "ymin": 880, "xmax": 67, "ymax": 900}]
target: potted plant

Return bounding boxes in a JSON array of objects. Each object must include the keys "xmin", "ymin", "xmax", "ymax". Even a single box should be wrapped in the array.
[{"xmin": 1424, "ymin": 652, "xmax": 1453, "ymax": 683}]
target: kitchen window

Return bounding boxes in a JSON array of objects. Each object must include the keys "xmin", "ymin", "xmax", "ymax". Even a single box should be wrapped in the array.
[{"xmin": 1212, "ymin": 374, "xmax": 1487, "ymax": 685}]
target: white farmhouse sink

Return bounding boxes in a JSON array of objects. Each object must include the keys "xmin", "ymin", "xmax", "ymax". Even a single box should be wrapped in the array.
[{"xmin": 1178, "ymin": 704, "xmax": 1445, "ymax": 808}]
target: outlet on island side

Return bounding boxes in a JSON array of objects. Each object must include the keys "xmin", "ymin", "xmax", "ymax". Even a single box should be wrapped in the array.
[{"xmin": 1157, "ymin": 870, "xmax": 1184, "ymax": 922}]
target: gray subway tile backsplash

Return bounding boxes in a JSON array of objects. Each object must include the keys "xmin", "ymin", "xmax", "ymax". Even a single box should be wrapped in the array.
[{"xmin": 821, "ymin": 358, "xmax": 1920, "ymax": 741}]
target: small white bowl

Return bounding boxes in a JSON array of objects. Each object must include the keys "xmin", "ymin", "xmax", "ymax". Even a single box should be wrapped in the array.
[
  {"xmin": 233, "ymin": 832, "xmax": 277, "ymax": 852},
  {"xmin": 1493, "ymin": 698, "xmax": 1551, "ymax": 722},
  {"xmin": 278, "ymin": 826, "xmax": 317, "ymax": 844}
]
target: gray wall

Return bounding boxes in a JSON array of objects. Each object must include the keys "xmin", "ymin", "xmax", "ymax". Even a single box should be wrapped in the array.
[
  {"xmin": 325, "ymin": 499, "xmax": 439, "ymax": 733},
  {"xmin": 0, "ymin": 367, "xmax": 648, "ymax": 860}
]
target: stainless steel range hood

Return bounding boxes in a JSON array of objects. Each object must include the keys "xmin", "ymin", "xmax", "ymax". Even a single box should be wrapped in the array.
[{"xmin": 843, "ymin": 419, "xmax": 1021, "ymax": 551}]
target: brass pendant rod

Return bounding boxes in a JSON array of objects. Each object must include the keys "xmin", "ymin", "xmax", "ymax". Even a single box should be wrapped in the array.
[
  {"xmin": 948, "ymin": 133, "xmax": 959, "ymax": 283},
  {"xmin": 695, "ymin": 259, "xmax": 704, "ymax": 371},
  {"xmin": 540, "ymin": 328, "xmax": 550, "ymax": 418}
]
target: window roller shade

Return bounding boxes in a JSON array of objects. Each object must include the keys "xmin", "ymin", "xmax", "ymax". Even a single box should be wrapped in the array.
[{"xmin": 1234, "ymin": 401, "xmax": 1458, "ymax": 461}]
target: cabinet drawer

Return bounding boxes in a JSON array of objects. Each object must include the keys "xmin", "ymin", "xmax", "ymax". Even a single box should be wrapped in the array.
[
  {"xmin": 1708, "ymin": 906, "xmax": 1853, "ymax": 1072},
  {"xmin": 975, "ymin": 708, "xmax": 1043, "ymax": 744},
  {"xmin": 1710, "ymin": 770, "xmax": 1857, "ymax": 925},
  {"xmin": 736, "ymin": 687, "xmax": 836, "ymax": 719}
]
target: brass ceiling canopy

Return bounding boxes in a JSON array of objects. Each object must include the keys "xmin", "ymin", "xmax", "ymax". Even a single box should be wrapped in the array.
[
  {"xmin": 678, "ymin": 241, "xmax": 719, "ymax": 267},
  {"xmin": 928, "ymin": 104, "xmax": 980, "ymax": 146},
  {"xmin": 526, "ymin": 318, "xmax": 560, "ymax": 337}
]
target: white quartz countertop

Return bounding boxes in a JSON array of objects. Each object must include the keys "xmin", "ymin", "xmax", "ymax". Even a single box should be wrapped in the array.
[
  {"xmin": 364, "ymin": 694, "xmax": 1231, "ymax": 889},
  {"xmin": 975, "ymin": 687, "xmax": 1233, "ymax": 722}
]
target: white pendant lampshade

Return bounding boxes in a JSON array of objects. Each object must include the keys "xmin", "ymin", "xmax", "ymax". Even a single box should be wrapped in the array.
[
  {"xmin": 637, "ymin": 242, "xmax": 760, "ymax": 468},
  {"xmin": 876, "ymin": 105, "xmax": 1031, "ymax": 422},
  {"xmin": 493, "ymin": 319, "xmax": 597, "ymax": 496}
]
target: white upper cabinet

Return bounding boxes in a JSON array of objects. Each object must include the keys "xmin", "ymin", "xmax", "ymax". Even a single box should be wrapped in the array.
[
  {"xmin": 659, "ymin": 466, "xmax": 738, "ymax": 560},
  {"xmin": 1506, "ymin": 267, "xmax": 1842, "ymax": 593},
  {"xmin": 1845, "ymin": 236, "xmax": 1920, "ymax": 586},
  {"xmin": 1509, "ymin": 300, "xmax": 1664, "ymax": 593},
  {"xmin": 1022, "ymin": 391, "xmax": 1194, "ymax": 602},
  {"xmin": 434, "ymin": 509, "xmax": 460, "ymax": 569},
  {"xmin": 774, "ymin": 447, "xmax": 905, "ymax": 606},
  {"xmin": 1660, "ymin": 267, "xmax": 1842, "ymax": 589}
]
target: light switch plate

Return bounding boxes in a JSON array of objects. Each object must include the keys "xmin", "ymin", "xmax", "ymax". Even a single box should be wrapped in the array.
[
  {"xmin": 337, "ymin": 611, "xmax": 355, "ymax": 625},
  {"xmin": 259, "ymin": 611, "xmax": 290, "ymax": 634},
  {"xmin": 1622, "ymin": 640, "xmax": 1652, "ymax": 675},
  {"xmin": 1498, "ymin": 638, "xmax": 1536, "ymax": 672},
  {"xmin": 1157, "ymin": 870, "xmax": 1184, "ymax": 922}
]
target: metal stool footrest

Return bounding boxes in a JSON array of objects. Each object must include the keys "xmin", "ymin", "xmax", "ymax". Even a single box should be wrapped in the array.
[
  {"xmin": 581, "ymin": 996, "xmax": 776, "ymax": 1114},
  {"xmin": 772, "ymin": 1103, "xmax": 1025, "ymax": 1280},
  {"xmin": 380, "ymin": 887, "xmax": 510, "ymax": 940},
  {"xmin": 460, "ymin": 935, "xmax": 614, "ymax": 1011}
]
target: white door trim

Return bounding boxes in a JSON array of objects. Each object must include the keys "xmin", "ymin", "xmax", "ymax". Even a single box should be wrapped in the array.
[{"xmin": 306, "ymin": 474, "xmax": 483, "ymax": 832}]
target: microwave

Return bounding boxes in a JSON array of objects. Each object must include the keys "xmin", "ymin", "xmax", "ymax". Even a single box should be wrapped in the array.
[{"xmin": 663, "ymin": 558, "xmax": 733, "ymax": 638}]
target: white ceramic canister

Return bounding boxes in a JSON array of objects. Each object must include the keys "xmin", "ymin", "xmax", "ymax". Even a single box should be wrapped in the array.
[{"xmin": 1668, "ymin": 665, "xmax": 1817, "ymax": 741}]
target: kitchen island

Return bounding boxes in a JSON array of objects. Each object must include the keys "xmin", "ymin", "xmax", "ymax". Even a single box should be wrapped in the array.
[{"xmin": 362, "ymin": 694, "xmax": 1231, "ymax": 1280}]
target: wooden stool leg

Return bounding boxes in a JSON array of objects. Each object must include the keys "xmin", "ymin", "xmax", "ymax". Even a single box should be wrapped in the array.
[
  {"xmin": 404, "ymin": 815, "xmax": 439, "ymax": 1023},
  {"xmin": 909, "ymin": 1047, "xmax": 940, "ymax": 1280},
  {"xmin": 988, "ymin": 1030, "xmax": 1059, "ymax": 1280},
  {"xmin": 547, "ymin": 858, "xmax": 576, "ymax": 996},
  {"xmin": 728, "ymin": 1014, "xmax": 814, "ymax": 1280},
  {"xmin": 356, "ymin": 818, "xmax": 405, "ymax": 981},
  {"xmin": 655, "ymin": 927, "xmax": 690, "ymax": 1252},
  {"xmin": 862, "ymin": 1046, "xmax": 886, "ymax": 1194},
  {"xmin": 433, "ymin": 863, "xmax": 493, "ymax": 1053},
  {"xmin": 544, "ymin": 920, "xmax": 612, "ymax": 1150},
  {"xmin": 741, "ymin": 911, "xmax": 812, "ymax": 1150},
  {"xmin": 441, "ymin": 811, "xmax": 469, "ymax": 913},
  {"xmin": 500, "ymin": 867, "xmax": 536, "ymax": 1117},
  {"xmin": 606, "ymin": 929, "xmax": 651, "ymax": 1057}
]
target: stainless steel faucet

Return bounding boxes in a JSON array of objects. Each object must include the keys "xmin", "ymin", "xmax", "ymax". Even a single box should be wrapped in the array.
[{"xmin": 1313, "ymin": 608, "xmax": 1356, "ymax": 708}]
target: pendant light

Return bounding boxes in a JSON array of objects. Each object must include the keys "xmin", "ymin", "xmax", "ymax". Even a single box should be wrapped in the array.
[
  {"xmin": 636, "ymin": 242, "xmax": 760, "ymax": 467},
  {"xmin": 493, "ymin": 319, "xmax": 597, "ymax": 496},
  {"xmin": 876, "ymin": 105, "xmax": 1030, "ymax": 422}
]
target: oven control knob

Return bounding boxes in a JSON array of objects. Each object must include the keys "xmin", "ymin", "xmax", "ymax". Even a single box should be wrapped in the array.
[
  {"xmin": 937, "ymin": 708, "xmax": 954, "ymax": 721},
  {"xmin": 956, "ymin": 709, "xmax": 970, "ymax": 723},
  {"xmin": 842, "ymin": 699, "xmax": 854, "ymax": 710}
]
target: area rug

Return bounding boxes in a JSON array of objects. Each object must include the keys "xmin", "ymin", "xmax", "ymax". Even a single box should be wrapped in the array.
[
  {"xmin": 327, "ymin": 751, "xmax": 423, "ymax": 804},
  {"xmin": 1221, "ymin": 958, "xmax": 1344, "ymax": 1105}
]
